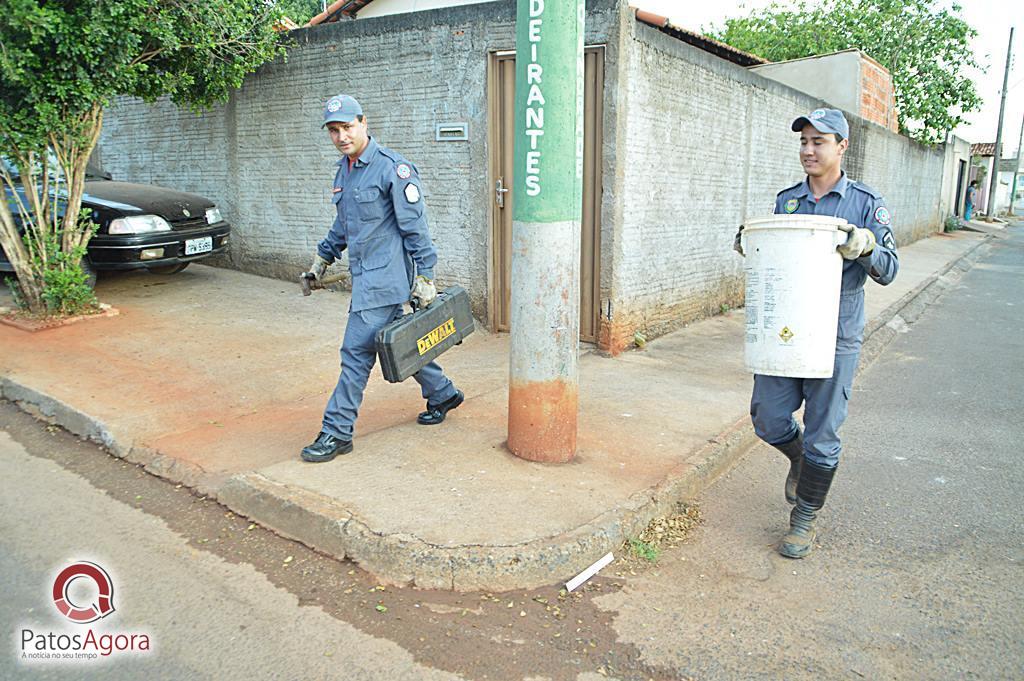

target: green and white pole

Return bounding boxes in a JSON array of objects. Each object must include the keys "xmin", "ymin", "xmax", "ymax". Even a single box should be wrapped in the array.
[{"xmin": 507, "ymin": 0, "xmax": 584, "ymax": 462}]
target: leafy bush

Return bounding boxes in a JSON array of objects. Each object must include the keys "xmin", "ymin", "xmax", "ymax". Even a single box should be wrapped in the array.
[
  {"xmin": 40, "ymin": 258, "xmax": 97, "ymax": 316},
  {"xmin": 32, "ymin": 211, "xmax": 98, "ymax": 316}
]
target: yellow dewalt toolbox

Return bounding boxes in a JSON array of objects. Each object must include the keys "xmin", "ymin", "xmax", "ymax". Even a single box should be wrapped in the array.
[{"xmin": 375, "ymin": 286, "xmax": 475, "ymax": 383}]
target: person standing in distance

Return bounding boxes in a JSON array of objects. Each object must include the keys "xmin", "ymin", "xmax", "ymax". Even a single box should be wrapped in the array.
[
  {"xmin": 301, "ymin": 94, "xmax": 464, "ymax": 463},
  {"xmin": 964, "ymin": 180, "xmax": 978, "ymax": 222},
  {"xmin": 735, "ymin": 108, "xmax": 899, "ymax": 558}
]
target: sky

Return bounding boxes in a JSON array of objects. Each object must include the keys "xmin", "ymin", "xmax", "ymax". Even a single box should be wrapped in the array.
[{"xmin": 632, "ymin": 0, "xmax": 1024, "ymax": 155}]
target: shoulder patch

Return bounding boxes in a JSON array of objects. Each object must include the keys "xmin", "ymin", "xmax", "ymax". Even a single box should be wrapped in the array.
[
  {"xmin": 873, "ymin": 206, "xmax": 891, "ymax": 226},
  {"xmin": 784, "ymin": 198, "xmax": 800, "ymax": 214},
  {"xmin": 396, "ymin": 163, "xmax": 412, "ymax": 179},
  {"xmin": 882, "ymin": 230, "xmax": 896, "ymax": 251},
  {"xmin": 404, "ymin": 182, "xmax": 420, "ymax": 204}
]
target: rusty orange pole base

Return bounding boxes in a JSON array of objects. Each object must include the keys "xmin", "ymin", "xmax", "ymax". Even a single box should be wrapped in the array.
[
  {"xmin": 506, "ymin": 0, "xmax": 583, "ymax": 463},
  {"xmin": 508, "ymin": 379, "xmax": 578, "ymax": 463}
]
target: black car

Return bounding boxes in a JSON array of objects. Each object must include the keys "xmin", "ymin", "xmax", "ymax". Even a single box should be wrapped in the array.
[{"xmin": 1, "ymin": 161, "xmax": 230, "ymax": 282}]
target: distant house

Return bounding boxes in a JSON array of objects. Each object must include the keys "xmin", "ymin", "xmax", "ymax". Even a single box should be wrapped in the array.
[
  {"xmin": 970, "ymin": 142, "xmax": 1021, "ymax": 216},
  {"xmin": 306, "ymin": 0, "xmax": 492, "ymax": 24},
  {"xmin": 750, "ymin": 49, "xmax": 900, "ymax": 134}
]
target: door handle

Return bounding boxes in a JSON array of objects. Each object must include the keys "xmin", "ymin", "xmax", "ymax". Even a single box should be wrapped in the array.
[{"xmin": 495, "ymin": 178, "xmax": 509, "ymax": 208}]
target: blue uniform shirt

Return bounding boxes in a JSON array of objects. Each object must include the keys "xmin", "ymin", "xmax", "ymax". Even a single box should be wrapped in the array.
[
  {"xmin": 317, "ymin": 137, "xmax": 438, "ymax": 312},
  {"xmin": 774, "ymin": 172, "xmax": 899, "ymax": 354}
]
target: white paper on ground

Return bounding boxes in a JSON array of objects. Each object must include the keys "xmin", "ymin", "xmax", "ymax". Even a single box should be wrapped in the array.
[{"xmin": 565, "ymin": 552, "xmax": 614, "ymax": 592}]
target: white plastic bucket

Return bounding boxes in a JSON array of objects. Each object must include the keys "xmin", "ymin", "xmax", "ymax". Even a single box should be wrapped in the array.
[{"xmin": 741, "ymin": 215, "xmax": 849, "ymax": 378}]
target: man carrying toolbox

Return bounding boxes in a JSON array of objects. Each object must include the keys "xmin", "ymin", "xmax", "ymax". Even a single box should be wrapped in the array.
[{"xmin": 301, "ymin": 94, "xmax": 464, "ymax": 463}]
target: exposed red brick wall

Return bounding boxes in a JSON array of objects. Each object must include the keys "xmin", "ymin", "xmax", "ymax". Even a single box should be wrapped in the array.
[
  {"xmin": 859, "ymin": 55, "xmax": 899, "ymax": 133},
  {"xmin": 598, "ymin": 318, "xmax": 636, "ymax": 356}
]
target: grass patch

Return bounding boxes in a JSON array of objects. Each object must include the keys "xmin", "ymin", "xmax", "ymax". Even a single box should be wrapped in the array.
[
  {"xmin": 616, "ymin": 503, "xmax": 703, "ymax": 573},
  {"xmin": 626, "ymin": 538, "xmax": 660, "ymax": 562}
]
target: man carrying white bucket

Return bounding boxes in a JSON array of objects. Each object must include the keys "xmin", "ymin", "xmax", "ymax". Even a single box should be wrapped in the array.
[{"xmin": 734, "ymin": 108, "xmax": 899, "ymax": 558}]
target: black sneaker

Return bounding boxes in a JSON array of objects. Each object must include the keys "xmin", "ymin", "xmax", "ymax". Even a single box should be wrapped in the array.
[
  {"xmin": 300, "ymin": 431, "xmax": 353, "ymax": 463},
  {"xmin": 417, "ymin": 390, "xmax": 464, "ymax": 425}
]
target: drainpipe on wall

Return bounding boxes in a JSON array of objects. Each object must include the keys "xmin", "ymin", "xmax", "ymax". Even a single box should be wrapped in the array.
[{"xmin": 507, "ymin": 0, "xmax": 585, "ymax": 463}]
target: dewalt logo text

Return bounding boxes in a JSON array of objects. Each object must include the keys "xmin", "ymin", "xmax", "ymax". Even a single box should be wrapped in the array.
[{"xmin": 417, "ymin": 318, "xmax": 456, "ymax": 355}]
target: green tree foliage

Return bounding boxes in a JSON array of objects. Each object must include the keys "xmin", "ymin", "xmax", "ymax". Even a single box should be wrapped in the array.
[
  {"xmin": 0, "ymin": 0, "xmax": 286, "ymax": 314},
  {"xmin": 708, "ymin": 0, "xmax": 983, "ymax": 145},
  {"xmin": 276, "ymin": 0, "xmax": 325, "ymax": 25}
]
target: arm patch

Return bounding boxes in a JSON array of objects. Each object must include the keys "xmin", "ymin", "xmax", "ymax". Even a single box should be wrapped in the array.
[
  {"xmin": 404, "ymin": 183, "xmax": 420, "ymax": 203},
  {"xmin": 882, "ymin": 230, "xmax": 896, "ymax": 251},
  {"xmin": 874, "ymin": 206, "xmax": 891, "ymax": 226}
]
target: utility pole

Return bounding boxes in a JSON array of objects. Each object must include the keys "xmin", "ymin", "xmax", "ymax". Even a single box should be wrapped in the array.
[
  {"xmin": 986, "ymin": 27, "xmax": 1014, "ymax": 220},
  {"xmin": 507, "ymin": 0, "xmax": 584, "ymax": 462},
  {"xmin": 1011, "ymin": 111, "xmax": 1024, "ymax": 216}
]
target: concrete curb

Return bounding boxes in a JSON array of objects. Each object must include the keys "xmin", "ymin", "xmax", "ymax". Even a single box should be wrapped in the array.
[
  {"xmin": 0, "ymin": 379, "xmax": 121, "ymax": 452},
  {"xmin": 0, "ymin": 378, "xmax": 219, "ymax": 498},
  {"xmin": 1, "ymin": 234, "xmax": 993, "ymax": 591}
]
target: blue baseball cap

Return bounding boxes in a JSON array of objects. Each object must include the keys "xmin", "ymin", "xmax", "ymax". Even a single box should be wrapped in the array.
[
  {"xmin": 791, "ymin": 108, "xmax": 849, "ymax": 140},
  {"xmin": 322, "ymin": 94, "xmax": 363, "ymax": 128}
]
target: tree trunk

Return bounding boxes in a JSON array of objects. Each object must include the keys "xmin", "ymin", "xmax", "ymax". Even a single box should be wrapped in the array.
[
  {"xmin": 0, "ymin": 104, "xmax": 105, "ymax": 314},
  {"xmin": 56, "ymin": 105, "xmax": 105, "ymax": 260},
  {"xmin": 0, "ymin": 201, "xmax": 45, "ymax": 313}
]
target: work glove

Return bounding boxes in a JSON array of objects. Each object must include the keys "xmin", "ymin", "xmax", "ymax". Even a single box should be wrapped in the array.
[
  {"xmin": 733, "ymin": 225, "xmax": 745, "ymax": 257},
  {"xmin": 308, "ymin": 255, "xmax": 330, "ymax": 282},
  {"xmin": 411, "ymin": 275, "xmax": 437, "ymax": 308},
  {"xmin": 837, "ymin": 224, "xmax": 876, "ymax": 260}
]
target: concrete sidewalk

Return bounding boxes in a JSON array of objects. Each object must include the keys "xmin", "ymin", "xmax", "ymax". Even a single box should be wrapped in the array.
[{"xmin": 0, "ymin": 228, "xmax": 997, "ymax": 591}]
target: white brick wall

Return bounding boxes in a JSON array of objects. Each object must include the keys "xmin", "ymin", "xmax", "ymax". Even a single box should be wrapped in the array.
[
  {"xmin": 604, "ymin": 20, "xmax": 946, "ymax": 344},
  {"xmin": 98, "ymin": 0, "xmax": 946, "ymax": 348},
  {"xmin": 99, "ymin": 0, "xmax": 621, "ymax": 323}
]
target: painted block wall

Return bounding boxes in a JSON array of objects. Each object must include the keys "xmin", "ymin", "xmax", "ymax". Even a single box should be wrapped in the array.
[
  {"xmin": 599, "ymin": 21, "xmax": 946, "ymax": 353},
  {"xmin": 99, "ymin": 0, "xmax": 622, "ymax": 324}
]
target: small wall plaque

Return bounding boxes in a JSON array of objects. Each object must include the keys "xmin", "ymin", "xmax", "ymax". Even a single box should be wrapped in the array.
[{"xmin": 435, "ymin": 122, "xmax": 469, "ymax": 141}]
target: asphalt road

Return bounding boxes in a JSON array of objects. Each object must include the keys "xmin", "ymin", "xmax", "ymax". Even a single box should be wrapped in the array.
[
  {"xmin": 0, "ymin": 425, "xmax": 464, "ymax": 681},
  {"xmin": 0, "ymin": 403, "xmax": 648, "ymax": 680},
  {"xmin": 595, "ymin": 226, "xmax": 1024, "ymax": 680},
  {"xmin": 1, "ymin": 226, "xmax": 1021, "ymax": 681}
]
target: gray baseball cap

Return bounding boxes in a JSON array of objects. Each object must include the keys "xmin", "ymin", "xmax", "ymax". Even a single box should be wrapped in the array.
[
  {"xmin": 322, "ymin": 94, "xmax": 363, "ymax": 127},
  {"xmin": 791, "ymin": 108, "xmax": 849, "ymax": 140}
]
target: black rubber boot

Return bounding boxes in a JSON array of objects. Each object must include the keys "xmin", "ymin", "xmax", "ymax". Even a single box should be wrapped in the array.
[
  {"xmin": 779, "ymin": 459, "xmax": 837, "ymax": 559},
  {"xmin": 772, "ymin": 430, "xmax": 804, "ymax": 505}
]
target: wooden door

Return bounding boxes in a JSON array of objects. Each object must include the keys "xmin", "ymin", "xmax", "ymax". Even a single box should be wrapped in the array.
[{"xmin": 489, "ymin": 48, "xmax": 603, "ymax": 341}]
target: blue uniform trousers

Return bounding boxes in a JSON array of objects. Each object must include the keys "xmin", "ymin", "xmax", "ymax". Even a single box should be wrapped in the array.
[
  {"xmin": 750, "ymin": 352, "xmax": 860, "ymax": 469},
  {"xmin": 322, "ymin": 303, "xmax": 457, "ymax": 440}
]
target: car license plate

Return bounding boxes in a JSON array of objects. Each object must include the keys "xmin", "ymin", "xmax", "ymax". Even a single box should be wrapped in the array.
[{"xmin": 185, "ymin": 236, "xmax": 213, "ymax": 255}]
